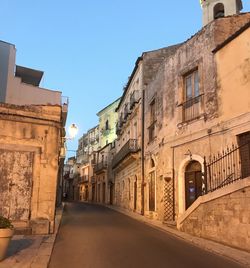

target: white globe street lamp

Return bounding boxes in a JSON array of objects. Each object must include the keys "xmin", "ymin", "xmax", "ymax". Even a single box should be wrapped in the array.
[{"xmin": 68, "ymin": 123, "xmax": 78, "ymax": 139}]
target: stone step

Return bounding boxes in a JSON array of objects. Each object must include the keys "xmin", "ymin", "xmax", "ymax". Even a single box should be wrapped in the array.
[
  {"xmin": 14, "ymin": 227, "xmax": 32, "ymax": 235},
  {"xmin": 163, "ymin": 220, "xmax": 177, "ymax": 229}
]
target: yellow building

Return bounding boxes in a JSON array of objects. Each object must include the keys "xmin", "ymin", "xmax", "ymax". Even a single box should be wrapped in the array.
[{"xmin": 97, "ymin": 98, "xmax": 120, "ymax": 148}]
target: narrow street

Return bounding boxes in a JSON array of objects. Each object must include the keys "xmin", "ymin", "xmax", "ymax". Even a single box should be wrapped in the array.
[{"xmin": 49, "ymin": 202, "xmax": 243, "ymax": 268}]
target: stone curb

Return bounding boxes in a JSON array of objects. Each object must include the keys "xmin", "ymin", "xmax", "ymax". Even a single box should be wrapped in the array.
[
  {"xmin": 0, "ymin": 205, "xmax": 64, "ymax": 268},
  {"xmin": 106, "ymin": 205, "xmax": 250, "ymax": 268}
]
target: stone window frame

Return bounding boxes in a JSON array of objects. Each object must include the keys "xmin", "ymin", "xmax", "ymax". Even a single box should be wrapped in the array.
[
  {"xmin": 148, "ymin": 96, "xmax": 157, "ymax": 143},
  {"xmin": 177, "ymin": 59, "xmax": 204, "ymax": 125}
]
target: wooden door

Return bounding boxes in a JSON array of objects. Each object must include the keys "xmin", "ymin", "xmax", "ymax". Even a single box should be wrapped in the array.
[
  {"xmin": 0, "ymin": 150, "xmax": 33, "ymax": 222},
  {"xmin": 149, "ymin": 172, "xmax": 156, "ymax": 211}
]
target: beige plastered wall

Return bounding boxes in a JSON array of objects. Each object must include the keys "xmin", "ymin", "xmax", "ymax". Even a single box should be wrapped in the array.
[{"xmin": 0, "ymin": 104, "xmax": 61, "ymax": 234}]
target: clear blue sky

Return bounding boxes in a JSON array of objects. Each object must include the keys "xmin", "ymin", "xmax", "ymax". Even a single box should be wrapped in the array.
[{"xmin": 0, "ymin": 1, "xmax": 249, "ymax": 155}]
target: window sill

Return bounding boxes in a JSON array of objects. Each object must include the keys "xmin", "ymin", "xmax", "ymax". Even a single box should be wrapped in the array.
[{"xmin": 177, "ymin": 113, "xmax": 206, "ymax": 128}]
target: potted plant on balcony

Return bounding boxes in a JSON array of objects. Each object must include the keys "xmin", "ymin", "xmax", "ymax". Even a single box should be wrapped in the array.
[{"xmin": 0, "ymin": 216, "xmax": 14, "ymax": 261}]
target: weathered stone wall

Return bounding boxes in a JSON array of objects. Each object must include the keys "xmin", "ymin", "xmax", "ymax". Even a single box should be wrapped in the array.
[
  {"xmin": 142, "ymin": 14, "xmax": 250, "ymax": 223},
  {"xmin": 179, "ymin": 181, "xmax": 250, "ymax": 252},
  {"xmin": 114, "ymin": 159, "xmax": 142, "ymax": 213},
  {"xmin": 0, "ymin": 103, "xmax": 62, "ymax": 234}
]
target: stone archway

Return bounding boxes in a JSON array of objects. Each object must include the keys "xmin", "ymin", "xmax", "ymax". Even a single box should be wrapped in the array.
[{"xmin": 178, "ymin": 154, "xmax": 204, "ymax": 215}]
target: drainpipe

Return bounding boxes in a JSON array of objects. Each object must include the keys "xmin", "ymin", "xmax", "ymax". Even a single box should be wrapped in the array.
[
  {"xmin": 172, "ymin": 147, "xmax": 175, "ymax": 221},
  {"xmin": 141, "ymin": 88, "xmax": 145, "ymax": 215}
]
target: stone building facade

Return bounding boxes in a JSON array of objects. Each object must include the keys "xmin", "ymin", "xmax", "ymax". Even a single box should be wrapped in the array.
[
  {"xmin": 97, "ymin": 98, "xmax": 120, "ymax": 148},
  {"xmin": 64, "ymin": 0, "xmax": 250, "ymax": 250},
  {"xmin": 178, "ymin": 20, "xmax": 250, "ymax": 251},
  {"xmin": 112, "ymin": 46, "xmax": 181, "ymax": 214},
  {"xmin": 143, "ymin": 13, "xmax": 250, "ymax": 225},
  {"xmin": 73, "ymin": 98, "xmax": 120, "ymax": 203},
  {"xmin": 0, "ymin": 104, "xmax": 63, "ymax": 234},
  {"xmin": 89, "ymin": 1, "xmax": 250, "ymax": 251},
  {"xmin": 76, "ymin": 126, "xmax": 99, "ymax": 202}
]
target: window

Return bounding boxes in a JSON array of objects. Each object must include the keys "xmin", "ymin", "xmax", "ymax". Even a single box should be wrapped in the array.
[
  {"xmin": 185, "ymin": 70, "xmax": 199, "ymax": 100},
  {"xmin": 148, "ymin": 99, "xmax": 156, "ymax": 142},
  {"xmin": 105, "ymin": 120, "xmax": 109, "ymax": 130},
  {"xmin": 182, "ymin": 70, "xmax": 203, "ymax": 122}
]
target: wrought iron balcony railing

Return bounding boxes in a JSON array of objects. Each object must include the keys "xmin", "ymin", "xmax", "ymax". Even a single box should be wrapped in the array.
[
  {"xmin": 130, "ymin": 90, "xmax": 140, "ymax": 109},
  {"xmin": 93, "ymin": 161, "xmax": 108, "ymax": 173},
  {"xmin": 79, "ymin": 175, "xmax": 89, "ymax": 183},
  {"xmin": 112, "ymin": 139, "xmax": 140, "ymax": 169},
  {"xmin": 180, "ymin": 94, "xmax": 203, "ymax": 122}
]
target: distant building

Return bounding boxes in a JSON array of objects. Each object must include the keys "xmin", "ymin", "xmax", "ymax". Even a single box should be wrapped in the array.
[
  {"xmin": 76, "ymin": 126, "xmax": 99, "ymax": 202},
  {"xmin": 97, "ymin": 98, "xmax": 120, "ymax": 148}
]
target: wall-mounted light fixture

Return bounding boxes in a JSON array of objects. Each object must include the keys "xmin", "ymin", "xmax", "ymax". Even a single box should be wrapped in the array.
[{"xmin": 184, "ymin": 149, "xmax": 192, "ymax": 160}]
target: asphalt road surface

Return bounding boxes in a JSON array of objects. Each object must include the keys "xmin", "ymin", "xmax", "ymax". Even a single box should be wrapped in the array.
[{"xmin": 49, "ymin": 202, "xmax": 243, "ymax": 268}]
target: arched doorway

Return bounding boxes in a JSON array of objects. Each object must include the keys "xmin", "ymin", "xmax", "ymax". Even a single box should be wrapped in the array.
[
  {"xmin": 185, "ymin": 160, "xmax": 202, "ymax": 209},
  {"xmin": 149, "ymin": 158, "xmax": 156, "ymax": 212}
]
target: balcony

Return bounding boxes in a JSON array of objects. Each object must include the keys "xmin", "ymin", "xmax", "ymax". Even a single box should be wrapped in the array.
[
  {"xmin": 91, "ymin": 176, "xmax": 95, "ymax": 183},
  {"xmin": 93, "ymin": 161, "xmax": 108, "ymax": 174},
  {"xmin": 148, "ymin": 121, "xmax": 156, "ymax": 142},
  {"xmin": 130, "ymin": 90, "xmax": 139, "ymax": 109},
  {"xmin": 116, "ymin": 122, "xmax": 122, "ymax": 136},
  {"xmin": 79, "ymin": 175, "xmax": 89, "ymax": 183},
  {"xmin": 123, "ymin": 105, "xmax": 131, "ymax": 120},
  {"xmin": 101, "ymin": 128, "xmax": 111, "ymax": 136},
  {"xmin": 180, "ymin": 94, "xmax": 203, "ymax": 123},
  {"xmin": 112, "ymin": 139, "xmax": 140, "ymax": 169}
]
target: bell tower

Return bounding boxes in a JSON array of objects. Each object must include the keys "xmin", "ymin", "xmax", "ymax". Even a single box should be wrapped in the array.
[{"xmin": 201, "ymin": 0, "xmax": 243, "ymax": 26}]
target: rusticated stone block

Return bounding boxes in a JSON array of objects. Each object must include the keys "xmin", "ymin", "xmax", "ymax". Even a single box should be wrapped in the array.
[{"xmin": 30, "ymin": 218, "xmax": 50, "ymax": 235}]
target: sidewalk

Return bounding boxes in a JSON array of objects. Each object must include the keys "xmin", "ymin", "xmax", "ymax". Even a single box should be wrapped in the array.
[
  {"xmin": 106, "ymin": 205, "xmax": 250, "ymax": 268},
  {"xmin": 0, "ymin": 207, "xmax": 63, "ymax": 268}
]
